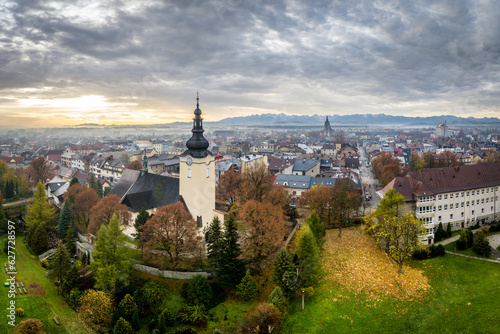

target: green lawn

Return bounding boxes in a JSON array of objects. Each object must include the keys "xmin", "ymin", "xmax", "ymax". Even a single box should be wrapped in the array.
[
  {"xmin": 282, "ymin": 254, "xmax": 500, "ymax": 333},
  {"xmin": 0, "ymin": 235, "xmax": 93, "ymax": 334},
  {"xmin": 443, "ymin": 241, "xmax": 496, "ymax": 259}
]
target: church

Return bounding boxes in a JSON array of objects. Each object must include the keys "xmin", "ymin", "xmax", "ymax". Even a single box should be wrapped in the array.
[
  {"xmin": 323, "ymin": 116, "xmax": 333, "ymax": 138},
  {"xmin": 110, "ymin": 96, "xmax": 224, "ymax": 233}
]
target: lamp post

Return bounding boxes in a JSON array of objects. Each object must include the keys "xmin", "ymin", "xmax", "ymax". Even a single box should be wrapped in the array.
[{"xmin": 302, "ymin": 290, "xmax": 305, "ymax": 311}]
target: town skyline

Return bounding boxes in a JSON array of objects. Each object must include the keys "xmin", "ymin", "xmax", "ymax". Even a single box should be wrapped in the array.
[{"xmin": 1, "ymin": 1, "xmax": 500, "ymax": 128}]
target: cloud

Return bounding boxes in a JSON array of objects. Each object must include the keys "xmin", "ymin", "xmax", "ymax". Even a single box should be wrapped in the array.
[{"xmin": 0, "ymin": 0, "xmax": 499, "ymax": 127}]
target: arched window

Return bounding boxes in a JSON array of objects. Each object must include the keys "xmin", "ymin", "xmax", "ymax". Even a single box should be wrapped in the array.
[{"xmin": 187, "ymin": 168, "xmax": 191, "ymax": 178}]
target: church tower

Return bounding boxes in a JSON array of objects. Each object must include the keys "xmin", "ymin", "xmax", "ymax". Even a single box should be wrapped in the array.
[
  {"xmin": 179, "ymin": 95, "xmax": 216, "ymax": 230},
  {"xmin": 323, "ymin": 116, "xmax": 332, "ymax": 138}
]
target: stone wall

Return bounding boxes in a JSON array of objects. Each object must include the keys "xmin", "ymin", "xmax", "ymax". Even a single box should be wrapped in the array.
[{"xmin": 133, "ymin": 263, "xmax": 211, "ymax": 279}]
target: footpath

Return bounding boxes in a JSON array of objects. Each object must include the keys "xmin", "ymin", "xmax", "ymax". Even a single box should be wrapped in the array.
[{"xmin": 436, "ymin": 227, "xmax": 500, "ymax": 262}]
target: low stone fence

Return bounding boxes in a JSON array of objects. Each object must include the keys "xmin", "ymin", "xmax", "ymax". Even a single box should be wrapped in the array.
[{"xmin": 133, "ymin": 263, "xmax": 211, "ymax": 279}]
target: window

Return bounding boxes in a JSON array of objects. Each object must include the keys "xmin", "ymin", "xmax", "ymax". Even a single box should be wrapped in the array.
[
  {"xmin": 456, "ymin": 223, "xmax": 460, "ymax": 228},
  {"xmin": 456, "ymin": 203, "xmax": 459, "ymax": 208},
  {"xmin": 438, "ymin": 195, "xmax": 442, "ymax": 200},
  {"xmin": 438, "ymin": 216, "xmax": 442, "ymax": 222},
  {"xmin": 450, "ymin": 214, "xmax": 453, "ymax": 220},
  {"xmin": 477, "ymin": 199, "xmax": 480, "ymax": 204},
  {"xmin": 466, "ymin": 201, "xmax": 469, "ymax": 206},
  {"xmin": 450, "ymin": 194, "xmax": 454, "ymax": 199},
  {"xmin": 206, "ymin": 168, "xmax": 210, "ymax": 178},
  {"xmin": 491, "ymin": 206, "xmax": 494, "ymax": 211},
  {"xmin": 461, "ymin": 202, "xmax": 464, "ymax": 208},
  {"xmin": 482, "ymin": 208, "xmax": 484, "ymax": 213},
  {"xmin": 466, "ymin": 191, "xmax": 469, "ymax": 196},
  {"xmin": 486, "ymin": 189, "xmax": 489, "ymax": 193},
  {"xmin": 486, "ymin": 198, "xmax": 489, "ymax": 203},
  {"xmin": 482, "ymin": 189, "xmax": 484, "ymax": 194},
  {"xmin": 450, "ymin": 203, "xmax": 454, "ymax": 209},
  {"xmin": 187, "ymin": 168, "xmax": 191, "ymax": 178},
  {"xmin": 438, "ymin": 205, "xmax": 442, "ymax": 211},
  {"xmin": 461, "ymin": 212, "xmax": 464, "ymax": 217},
  {"xmin": 477, "ymin": 190, "xmax": 480, "ymax": 195},
  {"xmin": 444, "ymin": 194, "xmax": 448, "ymax": 199},
  {"xmin": 472, "ymin": 210, "xmax": 475, "ymax": 216},
  {"xmin": 461, "ymin": 192, "xmax": 464, "ymax": 197},
  {"xmin": 197, "ymin": 216, "xmax": 203, "ymax": 228},
  {"xmin": 444, "ymin": 205, "xmax": 448, "ymax": 210}
]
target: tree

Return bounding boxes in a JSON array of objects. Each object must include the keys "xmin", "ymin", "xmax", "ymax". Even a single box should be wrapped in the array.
[
  {"xmin": 92, "ymin": 214, "xmax": 131, "ymax": 295},
  {"xmin": 446, "ymin": 222, "xmax": 452, "ymax": 237},
  {"xmin": 371, "ymin": 152, "xmax": 402, "ymax": 185},
  {"xmin": 88, "ymin": 194, "xmax": 131, "ymax": 236},
  {"xmin": 296, "ymin": 226, "xmax": 321, "ymax": 287},
  {"xmin": 79, "ymin": 289, "xmax": 113, "ymax": 332},
  {"xmin": 134, "ymin": 208, "xmax": 150, "ymax": 239},
  {"xmin": 236, "ymin": 271, "xmax": 258, "ymax": 301},
  {"xmin": 456, "ymin": 228, "xmax": 469, "ymax": 250},
  {"xmin": 0, "ymin": 198, "xmax": 7, "ymax": 232},
  {"xmin": 118, "ymin": 294, "xmax": 138, "ymax": 320},
  {"xmin": 28, "ymin": 156, "xmax": 52, "ymax": 185},
  {"xmin": 408, "ymin": 153, "xmax": 425, "ymax": 172},
  {"xmin": 381, "ymin": 163, "xmax": 402, "ymax": 186},
  {"xmin": 216, "ymin": 169, "xmax": 242, "ymax": 209},
  {"xmin": 58, "ymin": 200, "xmax": 72, "ymax": 239},
  {"xmin": 126, "ymin": 160, "xmax": 142, "ymax": 171},
  {"xmin": 182, "ymin": 274, "xmax": 213, "ymax": 307},
  {"xmin": 89, "ymin": 173, "xmax": 103, "ymax": 198},
  {"xmin": 31, "ymin": 223, "xmax": 48, "ymax": 255},
  {"xmin": 306, "ymin": 211, "xmax": 324, "ymax": 246},
  {"xmin": 434, "ymin": 222, "xmax": 447, "ymax": 242},
  {"xmin": 300, "ymin": 185, "xmax": 333, "ymax": 225},
  {"xmin": 140, "ymin": 202, "xmax": 200, "ymax": 270},
  {"xmin": 272, "ymin": 248, "xmax": 297, "ymax": 300},
  {"xmin": 48, "ymin": 240, "xmax": 71, "ymax": 293},
  {"xmin": 268, "ymin": 286, "xmax": 288, "ymax": 314},
  {"xmin": 157, "ymin": 312, "xmax": 167, "ymax": 333},
  {"xmin": 239, "ymin": 199, "xmax": 286, "ymax": 271},
  {"xmin": 25, "ymin": 181, "xmax": 56, "ymax": 248},
  {"xmin": 72, "ymin": 188, "xmax": 100, "ymax": 229},
  {"xmin": 375, "ymin": 214, "xmax": 425, "ymax": 273},
  {"xmin": 69, "ymin": 177, "xmax": 80, "ymax": 187},
  {"xmin": 205, "ymin": 216, "xmax": 223, "ymax": 269},
  {"xmin": 238, "ymin": 163, "xmax": 273, "ymax": 203},
  {"xmin": 436, "ymin": 151, "xmax": 460, "ymax": 168},
  {"xmin": 131, "ymin": 311, "xmax": 140, "ymax": 331},
  {"xmin": 217, "ymin": 214, "xmax": 245, "ymax": 287},
  {"xmin": 139, "ymin": 281, "xmax": 167, "ymax": 313},
  {"xmin": 473, "ymin": 231, "xmax": 492, "ymax": 257},
  {"xmin": 62, "ymin": 264, "xmax": 80, "ymax": 296},
  {"xmin": 113, "ymin": 318, "xmax": 134, "ymax": 334},
  {"xmin": 331, "ymin": 178, "xmax": 362, "ymax": 237},
  {"xmin": 13, "ymin": 319, "xmax": 45, "ymax": 334},
  {"xmin": 65, "ymin": 223, "xmax": 77, "ymax": 256}
]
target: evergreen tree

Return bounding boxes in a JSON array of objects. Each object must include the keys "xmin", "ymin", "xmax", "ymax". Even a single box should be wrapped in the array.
[
  {"xmin": 134, "ymin": 208, "xmax": 150, "ymax": 239},
  {"xmin": 306, "ymin": 211, "xmax": 325, "ymax": 246},
  {"xmin": 434, "ymin": 222, "xmax": 446, "ymax": 242},
  {"xmin": 272, "ymin": 248, "xmax": 297, "ymax": 300},
  {"xmin": 69, "ymin": 177, "xmax": 80, "ymax": 187},
  {"xmin": 157, "ymin": 313, "xmax": 167, "ymax": 334},
  {"xmin": 446, "ymin": 222, "xmax": 452, "ymax": 237},
  {"xmin": 65, "ymin": 224, "xmax": 77, "ymax": 256},
  {"xmin": 268, "ymin": 286, "xmax": 288, "ymax": 314},
  {"xmin": 206, "ymin": 216, "xmax": 223, "ymax": 269},
  {"xmin": 5, "ymin": 180, "xmax": 14, "ymax": 199},
  {"xmin": 236, "ymin": 271, "xmax": 258, "ymax": 301},
  {"xmin": 131, "ymin": 311, "xmax": 140, "ymax": 331},
  {"xmin": 113, "ymin": 317, "xmax": 134, "ymax": 334},
  {"xmin": 58, "ymin": 200, "xmax": 72, "ymax": 239},
  {"xmin": 456, "ymin": 228, "xmax": 469, "ymax": 250},
  {"xmin": 26, "ymin": 181, "xmax": 56, "ymax": 248},
  {"xmin": 183, "ymin": 274, "xmax": 213, "ymax": 307},
  {"xmin": 48, "ymin": 240, "xmax": 71, "ymax": 293},
  {"xmin": 31, "ymin": 223, "xmax": 48, "ymax": 255},
  {"xmin": 89, "ymin": 174, "xmax": 103, "ymax": 198},
  {"xmin": 296, "ymin": 226, "xmax": 321, "ymax": 287},
  {"xmin": 473, "ymin": 231, "xmax": 492, "ymax": 257},
  {"xmin": 0, "ymin": 199, "xmax": 8, "ymax": 232},
  {"xmin": 92, "ymin": 214, "xmax": 131, "ymax": 295},
  {"xmin": 62, "ymin": 264, "xmax": 80, "ymax": 296},
  {"xmin": 118, "ymin": 294, "xmax": 138, "ymax": 320},
  {"xmin": 217, "ymin": 214, "xmax": 245, "ymax": 287}
]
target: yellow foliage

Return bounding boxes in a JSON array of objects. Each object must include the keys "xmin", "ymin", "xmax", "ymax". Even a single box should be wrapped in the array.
[{"xmin": 78, "ymin": 289, "xmax": 113, "ymax": 328}]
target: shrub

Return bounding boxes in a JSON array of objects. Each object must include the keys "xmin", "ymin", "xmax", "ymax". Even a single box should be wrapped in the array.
[
  {"xmin": 268, "ymin": 286, "xmax": 288, "ymax": 314},
  {"xmin": 435, "ymin": 244, "xmax": 446, "ymax": 257},
  {"xmin": 118, "ymin": 294, "xmax": 138, "ymax": 320},
  {"xmin": 497, "ymin": 245, "xmax": 500, "ymax": 252},
  {"xmin": 157, "ymin": 313, "xmax": 167, "ymax": 334},
  {"xmin": 14, "ymin": 319, "xmax": 45, "ymax": 334},
  {"xmin": 183, "ymin": 275, "xmax": 213, "ymax": 307},
  {"xmin": 15, "ymin": 308, "xmax": 24, "ymax": 317},
  {"xmin": 240, "ymin": 303, "xmax": 283, "ymax": 333},
  {"xmin": 446, "ymin": 223, "xmax": 452, "ymax": 237},
  {"xmin": 179, "ymin": 304, "xmax": 208, "ymax": 325},
  {"xmin": 473, "ymin": 231, "xmax": 492, "ymax": 257},
  {"xmin": 162, "ymin": 308, "xmax": 176, "ymax": 326},
  {"xmin": 41, "ymin": 258, "xmax": 48, "ymax": 268},
  {"xmin": 236, "ymin": 272, "xmax": 258, "ymax": 301},
  {"xmin": 412, "ymin": 248, "xmax": 429, "ymax": 260},
  {"xmin": 131, "ymin": 311, "xmax": 140, "ymax": 331},
  {"xmin": 213, "ymin": 330, "xmax": 223, "ymax": 334},
  {"xmin": 482, "ymin": 226, "xmax": 490, "ymax": 234},
  {"xmin": 456, "ymin": 229, "xmax": 469, "ymax": 250},
  {"xmin": 113, "ymin": 317, "xmax": 134, "ymax": 334}
]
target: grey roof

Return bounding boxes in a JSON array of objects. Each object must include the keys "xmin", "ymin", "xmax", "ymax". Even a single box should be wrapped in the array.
[
  {"xmin": 292, "ymin": 159, "xmax": 320, "ymax": 172},
  {"xmin": 122, "ymin": 173, "xmax": 182, "ymax": 212},
  {"xmin": 109, "ymin": 169, "xmax": 140, "ymax": 199},
  {"xmin": 320, "ymin": 159, "xmax": 332, "ymax": 167},
  {"xmin": 310, "ymin": 177, "xmax": 336, "ymax": 187},
  {"xmin": 275, "ymin": 174, "xmax": 312, "ymax": 189}
]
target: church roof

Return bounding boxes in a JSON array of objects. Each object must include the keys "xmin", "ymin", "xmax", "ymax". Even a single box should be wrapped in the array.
[{"xmin": 182, "ymin": 95, "xmax": 214, "ymax": 159}]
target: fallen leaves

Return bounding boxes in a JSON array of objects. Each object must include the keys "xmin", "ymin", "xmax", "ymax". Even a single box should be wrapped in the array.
[{"xmin": 321, "ymin": 228, "xmax": 430, "ymax": 300}]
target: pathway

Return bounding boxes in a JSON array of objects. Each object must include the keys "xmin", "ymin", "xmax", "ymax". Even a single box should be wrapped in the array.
[{"xmin": 3, "ymin": 198, "xmax": 32, "ymax": 207}]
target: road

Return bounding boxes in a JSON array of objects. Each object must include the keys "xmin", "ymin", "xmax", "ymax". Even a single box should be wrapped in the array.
[
  {"xmin": 3, "ymin": 198, "xmax": 32, "ymax": 207},
  {"xmin": 358, "ymin": 145, "xmax": 380, "ymax": 209}
]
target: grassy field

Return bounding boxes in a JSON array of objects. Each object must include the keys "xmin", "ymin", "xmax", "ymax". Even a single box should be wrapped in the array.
[
  {"xmin": 0, "ymin": 235, "xmax": 93, "ymax": 334},
  {"xmin": 443, "ymin": 240, "xmax": 496, "ymax": 259},
  {"xmin": 282, "ymin": 228, "xmax": 500, "ymax": 333}
]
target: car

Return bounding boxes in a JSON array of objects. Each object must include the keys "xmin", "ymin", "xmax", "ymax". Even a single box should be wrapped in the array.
[
  {"xmin": 365, "ymin": 192, "xmax": 372, "ymax": 199},
  {"xmin": 365, "ymin": 196, "xmax": 370, "ymax": 201}
]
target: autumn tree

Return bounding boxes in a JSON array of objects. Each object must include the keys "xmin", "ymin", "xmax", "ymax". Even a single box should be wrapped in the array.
[
  {"xmin": 58, "ymin": 200, "xmax": 72, "ymax": 239},
  {"xmin": 436, "ymin": 151, "xmax": 460, "ymax": 167},
  {"xmin": 371, "ymin": 152, "xmax": 402, "ymax": 185},
  {"xmin": 299, "ymin": 185, "xmax": 333, "ymax": 225},
  {"xmin": 140, "ymin": 202, "xmax": 200, "ymax": 270},
  {"xmin": 408, "ymin": 153, "xmax": 425, "ymax": 172},
  {"xmin": 88, "ymin": 194, "xmax": 131, "ymax": 236},
  {"xmin": 239, "ymin": 163, "xmax": 273, "ymax": 203},
  {"xmin": 239, "ymin": 199, "xmax": 286, "ymax": 272},
  {"xmin": 26, "ymin": 181, "xmax": 56, "ymax": 249},
  {"xmin": 72, "ymin": 188, "xmax": 100, "ymax": 229},
  {"xmin": 126, "ymin": 160, "xmax": 142, "ymax": 171},
  {"xmin": 421, "ymin": 152, "xmax": 436, "ymax": 169},
  {"xmin": 48, "ymin": 240, "xmax": 71, "ymax": 293},
  {"xmin": 92, "ymin": 214, "xmax": 131, "ymax": 295},
  {"xmin": 64, "ymin": 183, "xmax": 85, "ymax": 207},
  {"xmin": 28, "ymin": 156, "xmax": 52, "ymax": 185},
  {"xmin": 217, "ymin": 169, "xmax": 242, "ymax": 209},
  {"xmin": 79, "ymin": 289, "xmax": 113, "ymax": 332},
  {"xmin": 331, "ymin": 178, "xmax": 362, "ymax": 237}
]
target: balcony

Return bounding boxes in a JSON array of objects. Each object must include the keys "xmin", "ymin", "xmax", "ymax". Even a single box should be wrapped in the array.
[
  {"xmin": 415, "ymin": 211, "xmax": 435, "ymax": 218},
  {"xmin": 416, "ymin": 200, "xmax": 435, "ymax": 207}
]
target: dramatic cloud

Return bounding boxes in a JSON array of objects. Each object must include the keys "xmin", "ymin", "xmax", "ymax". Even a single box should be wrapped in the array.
[{"xmin": 0, "ymin": 0, "xmax": 499, "ymax": 127}]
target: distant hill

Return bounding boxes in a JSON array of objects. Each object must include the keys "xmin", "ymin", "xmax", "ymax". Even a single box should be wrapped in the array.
[{"xmin": 217, "ymin": 113, "xmax": 500, "ymax": 127}]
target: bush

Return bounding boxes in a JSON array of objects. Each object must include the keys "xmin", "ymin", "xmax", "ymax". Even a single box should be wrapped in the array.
[
  {"xmin": 162, "ymin": 308, "xmax": 176, "ymax": 326},
  {"xmin": 240, "ymin": 303, "xmax": 283, "ymax": 334},
  {"xmin": 15, "ymin": 308, "xmax": 24, "ymax": 317},
  {"xmin": 181, "ymin": 275, "xmax": 213, "ymax": 307},
  {"xmin": 113, "ymin": 317, "xmax": 134, "ymax": 334},
  {"xmin": 131, "ymin": 311, "xmax": 140, "ymax": 331},
  {"xmin": 14, "ymin": 319, "xmax": 45, "ymax": 334},
  {"xmin": 435, "ymin": 244, "xmax": 446, "ymax": 257},
  {"xmin": 236, "ymin": 272, "xmax": 258, "ymax": 301},
  {"xmin": 179, "ymin": 304, "xmax": 208, "ymax": 325},
  {"xmin": 41, "ymin": 259, "xmax": 48, "ymax": 268},
  {"xmin": 412, "ymin": 248, "xmax": 429, "ymax": 260},
  {"xmin": 473, "ymin": 231, "xmax": 492, "ymax": 257},
  {"xmin": 268, "ymin": 286, "xmax": 288, "ymax": 314},
  {"xmin": 118, "ymin": 294, "xmax": 138, "ymax": 320},
  {"xmin": 489, "ymin": 223, "xmax": 500, "ymax": 232}
]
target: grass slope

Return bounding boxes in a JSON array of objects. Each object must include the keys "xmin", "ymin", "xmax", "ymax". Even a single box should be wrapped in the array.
[
  {"xmin": 282, "ymin": 228, "xmax": 500, "ymax": 333},
  {"xmin": 0, "ymin": 235, "xmax": 92, "ymax": 334}
]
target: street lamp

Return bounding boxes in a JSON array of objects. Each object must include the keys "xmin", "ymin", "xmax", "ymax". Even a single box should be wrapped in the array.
[{"xmin": 302, "ymin": 290, "xmax": 305, "ymax": 311}]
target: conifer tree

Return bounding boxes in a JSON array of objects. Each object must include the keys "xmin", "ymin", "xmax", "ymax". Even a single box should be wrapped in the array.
[
  {"xmin": 157, "ymin": 313, "xmax": 167, "ymax": 334},
  {"xmin": 69, "ymin": 177, "xmax": 79, "ymax": 187},
  {"xmin": 62, "ymin": 264, "xmax": 80, "ymax": 296},
  {"xmin": 296, "ymin": 226, "xmax": 321, "ymax": 287},
  {"xmin": 236, "ymin": 271, "xmax": 258, "ymax": 301},
  {"xmin": 48, "ymin": 240, "xmax": 71, "ymax": 293},
  {"xmin": 268, "ymin": 286, "xmax": 288, "ymax": 314},
  {"xmin": 473, "ymin": 230, "xmax": 492, "ymax": 257},
  {"xmin": 434, "ymin": 222, "xmax": 446, "ymax": 242},
  {"xmin": 0, "ymin": 198, "xmax": 7, "ymax": 232},
  {"xmin": 31, "ymin": 223, "xmax": 48, "ymax": 255},
  {"xmin": 134, "ymin": 208, "xmax": 150, "ymax": 239},
  {"xmin": 113, "ymin": 317, "xmax": 134, "ymax": 334},
  {"xmin": 58, "ymin": 200, "xmax": 72, "ymax": 239},
  {"xmin": 26, "ymin": 181, "xmax": 56, "ymax": 248},
  {"xmin": 65, "ymin": 223, "xmax": 77, "ymax": 256},
  {"xmin": 131, "ymin": 311, "xmax": 140, "ymax": 331},
  {"xmin": 206, "ymin": 216, "xmax": 223, "ymax": 269},
  {"xmin": 305, "ymin": 211, "xmax": 325, "ymax": 246},
  {"xmin": 272, "ymin": 248, "xmax": 297, "ymax": 300},
  {"xmin": 217, "ymin": 214, "xmax": 245, "ymax": 287},
  {"xmin": 118, "ymin": 294, "xmax": 138, "ymax": 320},
  {"xmin": 446, "ymin": 222, "xmax": 452, "ymax": 237},
  {"xmin": 92, "ymin": 214, "xmax": 131, "ymax": 295}
]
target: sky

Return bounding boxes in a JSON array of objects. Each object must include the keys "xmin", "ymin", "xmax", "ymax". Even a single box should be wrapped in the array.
[{"xmin": 1, "ymin": 0, "xmax": 500, "ymax": 128}]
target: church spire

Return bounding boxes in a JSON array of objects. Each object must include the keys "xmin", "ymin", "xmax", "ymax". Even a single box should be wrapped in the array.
[{"xmin": 184, "ymin": 93, "xmax": 211, "ymax": 158}]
